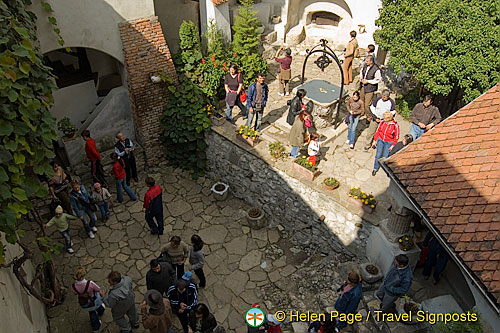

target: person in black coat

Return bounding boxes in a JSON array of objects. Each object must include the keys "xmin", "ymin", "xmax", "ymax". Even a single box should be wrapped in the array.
[
  {"xmin": 188, "ymin": 303, "xmax": 217, "ymax": 333},
  {"xmin": 286, "ymin": 89, "xmax": 307, "ymax": 126},
  {"xmin": 146, "ymin": 259, "xmax": 176, "ymax": 296},
  {"xmin": 168, "ymin": 279, "xmax": 198, "ymax": 333},
  {"xmin": 388, "ymin": 134, "xmax": 413, "ymax": 157}
]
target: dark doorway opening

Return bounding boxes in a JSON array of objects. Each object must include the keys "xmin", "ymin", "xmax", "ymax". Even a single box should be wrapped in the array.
[{"xmin": 311, "ymin": 11, "xmax": 341, "ymax": 26}]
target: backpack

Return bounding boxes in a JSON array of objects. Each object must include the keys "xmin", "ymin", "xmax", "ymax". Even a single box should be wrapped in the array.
[{"xmin": 72, "ymin": 280, "xmax": 96, "ymax": 307}]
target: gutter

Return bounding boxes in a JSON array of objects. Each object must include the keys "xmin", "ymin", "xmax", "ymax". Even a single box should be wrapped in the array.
[{"xmin": 380, "ymin": 160, "xmax": 500, "ymax": 315}]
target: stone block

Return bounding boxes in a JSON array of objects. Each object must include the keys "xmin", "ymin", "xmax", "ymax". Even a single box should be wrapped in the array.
[
  {"xmin": 366, "ymin": 227, "xmax": 421, "ymax": 275},
  {"xmin": 286, "ymin": 25, "xmax": 305, "ymax": 46}
]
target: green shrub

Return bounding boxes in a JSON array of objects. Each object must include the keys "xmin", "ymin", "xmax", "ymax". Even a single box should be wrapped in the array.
[
  {"xmin": 161, "ymin": 77, "xmax": 211, "ymax": 179},
  {"xmin": 395, "ymin": 86, "xmax": 421, "ymax": 120},
  {"xmin": 57, "ymin": 117, "xmax": 76, "ymax": 135},
  {"xmin": 202, "ymin": 19, "xmax": 229, "ymax": 60},
  {"xmin": 178, "ymin": 21, "xmax": 202, "ymax": 74},
  {"xmin": 268, "ymin": 141, "xmax": 287, "ymax": 160},
  {"xmin": 231, "ymin": 0, "xmax": 268, "ymax": 86}
]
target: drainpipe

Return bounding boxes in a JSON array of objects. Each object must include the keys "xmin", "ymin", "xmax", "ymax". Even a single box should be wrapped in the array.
[{"xmin": 380, "ymin": 161, "xmax": 500, "ymax": 315}]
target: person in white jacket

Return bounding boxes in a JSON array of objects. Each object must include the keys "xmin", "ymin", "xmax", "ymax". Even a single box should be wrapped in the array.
[{"xmin": 307, "ymin": 133, "xmax": 321, "ymax": 165}]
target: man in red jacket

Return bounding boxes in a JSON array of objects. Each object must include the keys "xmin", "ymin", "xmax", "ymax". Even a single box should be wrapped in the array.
[
  {"xmin": 144, "ymin": 177, "xmax": 164, "ymax": 235},
  {"xmin": 81, "ymin": 130, "xmax": 107, "ymax": 187}
]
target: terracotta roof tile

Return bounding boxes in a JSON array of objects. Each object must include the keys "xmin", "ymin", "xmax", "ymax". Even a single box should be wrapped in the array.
[{"xmin": 385, "ymin": 82, "xmax": 500, "ymax": 304}]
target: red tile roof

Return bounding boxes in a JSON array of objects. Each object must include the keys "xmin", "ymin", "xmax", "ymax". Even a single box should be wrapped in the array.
[
  {"xmin": 385, "ymin": 83, "xmax": 500, "ymax": 304},
  {"xmin": 211, "ymin": 0, "xmax": 229, "ymax": 6}
]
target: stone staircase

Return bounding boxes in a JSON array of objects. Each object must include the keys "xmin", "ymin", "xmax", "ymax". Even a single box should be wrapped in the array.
[{"xmin": 71, "ymin": 145, "xmax": 147, "ymax": 186}]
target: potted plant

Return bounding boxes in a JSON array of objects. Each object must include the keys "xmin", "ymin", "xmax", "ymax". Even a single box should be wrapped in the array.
[
  {"xmin": 292, "ymin": 155, "xmax": 319, "ymax": 181},
  {"xmin": 57, "ymin": 117, "xmax": 77, "ymax": 139},
  {"xmin": 323, "ymin": 177, "xmax": 340, "ymax": 190},
  {"xmin": 210, "ymin": 112, "xmax": 225, "ymax": 126},
  {"xmin": 236, "ymin": 125, "xmax": 259, "ymax": 146},
  {"xmin": 245, "ymin": 207, "xmax": 267, "ymax": 229},
  {"xmin": 397, "ymin": 235, "xmax": 415, "ymax": 251},
  {"xmin": 268, "ymin": 141, "xmax": 287, "ymax": 160},
  {"xmin": 211, "ymin": 182, "xmax": 229, "ymax": 201},
  {"xmin": 348, "ymin": 187, "xmax": 377, "ymax": 213},
  {"xmin": 403, "ymin": 296, "xmax": 420, "ymax": 315},
  {"xmin": 360, "ymin": 263, "xmax": 383, "ymax": 283}
]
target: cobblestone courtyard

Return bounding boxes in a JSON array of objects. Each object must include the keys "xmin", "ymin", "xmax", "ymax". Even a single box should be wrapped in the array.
[
  {"xmin": 21, "ymin": 159, "xmax": 384, "ymax": 333},
  {"xmin": 28, "ymin": 46, "xmax": 413, "ymax": 333}
]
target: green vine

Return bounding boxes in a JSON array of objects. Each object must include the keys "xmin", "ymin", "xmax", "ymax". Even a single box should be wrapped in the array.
[
  {"xmin": 39, "ymin": 0, "xmax": 66, "ymax": 49},
  {"xmin": 161, "ymin": 76, "xmax": 211, "ymax": 179},
  {"xmin": 0, "ymin": 0, "xmax": 59, "ymax": 263}
]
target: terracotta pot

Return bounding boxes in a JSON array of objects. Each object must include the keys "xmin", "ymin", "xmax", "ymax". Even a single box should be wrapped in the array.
[
  {"xmin": 291, "ymin": 161, "xmax": 319, "ymax": 181},
  {"xmin": 323, "ymin": 181, "xmax": 339, "ymax": 190},
  {"xmin": 210, "ymin": 113, "xmax": 225, "ymax": 126},
  {"xmin": 236, "ymin": 134, "xmax": 259, "ymax": 147}
]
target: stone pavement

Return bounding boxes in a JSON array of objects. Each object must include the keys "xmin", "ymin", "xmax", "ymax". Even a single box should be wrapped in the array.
[{"xmin": 20, "ymin": 164, "xmax": 376, "ymax": 333}]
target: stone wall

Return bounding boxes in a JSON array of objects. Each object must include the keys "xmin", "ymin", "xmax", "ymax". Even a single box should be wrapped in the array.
[
  {"xmin": 206, "ymin": 130, "xmax": 371, "ymax": 256},
  {"xmin": 119, "ymin": 17, "xmax": 178, "ymax": 166}
]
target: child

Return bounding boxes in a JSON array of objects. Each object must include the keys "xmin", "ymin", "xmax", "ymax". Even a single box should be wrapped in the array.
[
  {"xmin": 189, "ymin": 234, "xmax": 206, "ymax": 288},
  {"xmin": 266, "ymin": 314, "xmax": 282, "ymax": 333},
  {"xmin": 45, "ymin": 205, "xmax": 77, "ymax": 254},
  {"xmin": 91, "ymin": 182, "xmax": 111, "ymax": 221},
  {"xmin": 110, "ymin": 152, "xmax": 137, "ymax": 203},
  {"xmin": 307, "ymin": 133, "xmax": 320, "ymax": 165}
]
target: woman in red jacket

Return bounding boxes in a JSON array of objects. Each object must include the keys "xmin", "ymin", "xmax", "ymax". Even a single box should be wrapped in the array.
[
  {"xmin": 110, "ymin": 153, "xmax": 137, "ymax": 203},
  {"xmin": 81, "ymin": 130, "xmax": 108, "ymax": 188},
  {"xmin": 371, "ymin": 112, "xmax": 399, "ymax": 176}
]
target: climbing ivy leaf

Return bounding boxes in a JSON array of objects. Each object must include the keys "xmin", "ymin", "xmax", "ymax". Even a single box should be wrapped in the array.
[
  {"xmin": 0, "ymin": 120, "xmax": 13, "ymax": 136},
  {"xmin": 5, "ymin": 69, "xmax": 16, "ymax": 82},
  {"xmin": 12, "ymin": 187, "xmax": 27, "ymax": 201},
  {"xmin": 19, "ymin": 61, "xmax": 30, "ymax": 74}
]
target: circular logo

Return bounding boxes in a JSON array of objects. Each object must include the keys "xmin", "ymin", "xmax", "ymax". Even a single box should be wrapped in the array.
[{"xmin": 245, "ymin": 307, "xmax": 266, "ymax": 327}]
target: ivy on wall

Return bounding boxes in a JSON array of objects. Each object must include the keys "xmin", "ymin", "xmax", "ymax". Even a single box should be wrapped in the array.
[
  {"xmin": 161, "ymin": 76, "xmax": 211, "ymax": 179},
  {"xmin": 0, "ymin": 0, "xmax": 65, "ymax": 305}
]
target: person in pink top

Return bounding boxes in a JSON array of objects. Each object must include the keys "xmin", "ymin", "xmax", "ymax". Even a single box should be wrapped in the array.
[
  {"xmin": 72, "ymin": 267, "xmax": 106, "ymax": 332},
  {"xmin": 371, "ymin": 112, "xmax": 400, "ymax": 176}
]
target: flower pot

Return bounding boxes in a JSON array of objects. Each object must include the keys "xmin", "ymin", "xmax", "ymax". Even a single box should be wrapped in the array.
[
  {"xmin": 211, "ymin": 182, "xmax": 229, "ymax": 201},
  {"xmin": 360, "ymin": 263, "xmax": 383, "ymax": 284},
  {"xmin": 64, "ymin": 132, "xmax": 75, "ymax": 139},
  {"xmin": 237, "ymin": 134, "xmax": 259, "ymax": 147},
  {"xmin": 211, "ymin": 113, "xmax": 225, "ymax": 126},
  {"xmin": 398, "ymin": 242, "xmax": 415, "ymax": 252},
  {"xmin": 271, "ymin": 15, "xmax": 281, "ymax": 24},
  {"xmin": 323, "ymin": 178, "xmax": 340, "ymax": 190},
  {"xmin": 246, "ymin": 207, "xmax": 267, "ymax": 229},
  {"xmin": 291, "ymin": 161, "xmax": 318, "ymax": 181},
  {"xmin": 347, "ymin": 196, "xmax": 374, "ymax": 214}
]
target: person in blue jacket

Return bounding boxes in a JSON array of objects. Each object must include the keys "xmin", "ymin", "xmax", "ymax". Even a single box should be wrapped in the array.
[
  {"xmin": 245, "ymin": 73, "xmax": 269, "ymax": 134},
  {"xmin": 376, "ymin": 254, "xmax": 413, "ymax": 313},
  {"xmin": 335, "ymin": 272, "xmax": 362, "ymax": 330},
  {"xmin": 69, "ymin": 178, "xmax": 98, "ymax": 239}
]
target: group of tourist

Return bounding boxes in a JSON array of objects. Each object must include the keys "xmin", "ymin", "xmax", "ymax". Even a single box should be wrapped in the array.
[{"xmin": 68, "ymin": 231, "xmax": 219, "ymax": 333}]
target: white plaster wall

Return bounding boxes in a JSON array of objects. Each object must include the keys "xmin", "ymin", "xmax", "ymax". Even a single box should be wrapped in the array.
[
  {"xmin": 51, "ymin": 80, "xmax": 99, "ymax": 130},
  {"xmin": 284, "ymin": 0, "xmax": 381, "ymax": 47},
  {"xmin": 0, "ymin": 240, "xmax": 48, "ymax": 333},
  {"xmin": 29, "ymin": 0, "xmax": 155, "ymax": 63},
  {"xmin": 154, "ymin": 0, "xmax": 199, "ymax": 53},
  {"xmin": 200, "ymin": 0, "xmax": 232, "ymax": 43}
]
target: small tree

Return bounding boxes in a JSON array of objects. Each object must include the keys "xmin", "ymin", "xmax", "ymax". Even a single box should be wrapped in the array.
[
  {"xmin": 231, "ymin": 0, "xmax": 267, "ymax": 86},
  {"xmin": 178, "ymin": 20, "xmax": 202, "ymax": 73},
  {"xmin": 375, "ymin": 0, "xmax": 500, "ymax": 115},
  {"xmin": 202, "ymin": 19, "xmax": 228, "ymax": 60}
]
